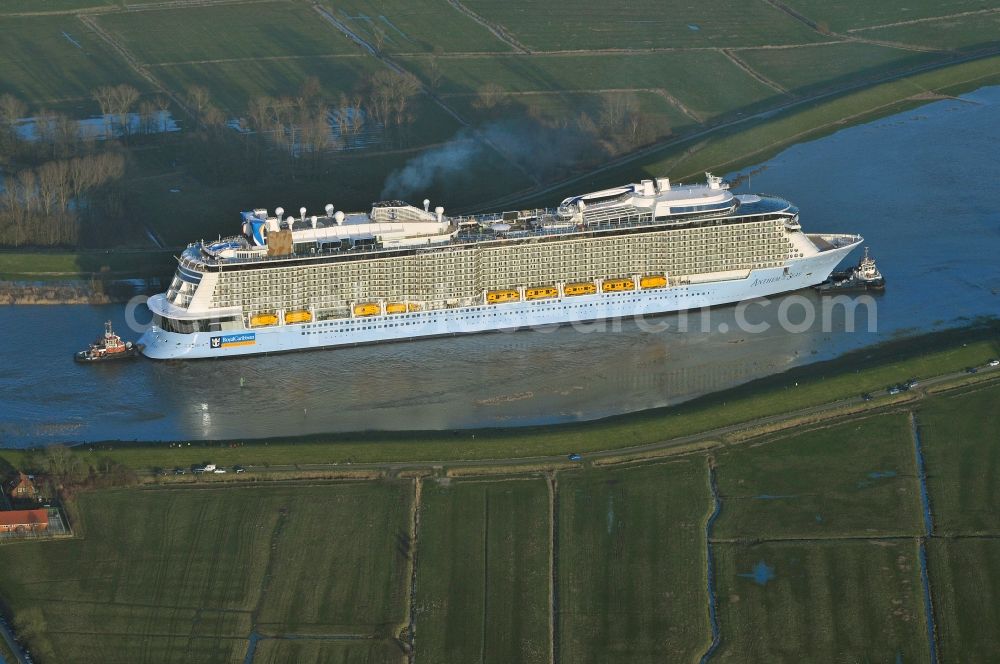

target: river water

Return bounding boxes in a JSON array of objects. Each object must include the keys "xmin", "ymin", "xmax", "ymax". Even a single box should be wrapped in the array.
[{"xmin": 2, "ymin": 87, "xmax": 999, "ymax": 447}]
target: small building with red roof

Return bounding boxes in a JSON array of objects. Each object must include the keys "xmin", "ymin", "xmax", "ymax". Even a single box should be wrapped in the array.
[
  {"xmin": 0, "ymin": 509, "xmax": 49, "ymax": 534},
  {"xmin": 8, "ymin": 472, "xmax": 39, "ymax": 502}
]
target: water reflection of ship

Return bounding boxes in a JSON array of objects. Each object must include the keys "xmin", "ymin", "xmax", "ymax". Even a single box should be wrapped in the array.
[{"xmin": 815, "ymin": 247, "xmax": 885, "ymax": 292}]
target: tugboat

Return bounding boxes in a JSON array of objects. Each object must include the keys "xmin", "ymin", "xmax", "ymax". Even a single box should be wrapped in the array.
[
  {"xmin": 74, "ymin": 321, "xmax": 143, "ymax": 362},
  {"xmin": 815, "ymin": 246, "xmax": 885, "ymax": 292}
]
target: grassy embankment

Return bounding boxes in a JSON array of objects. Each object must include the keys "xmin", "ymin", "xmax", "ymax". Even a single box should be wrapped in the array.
[
  {"xmin": 0, "ymin": 250, "xmax": 176, "ymax": 281},
  {"xmin": 2, "ymin": 382, "xmax": 997, "ymax": 662},
  {"xmin": 0, "ymin": 323, "xmax": 993, "ymax": 472}
]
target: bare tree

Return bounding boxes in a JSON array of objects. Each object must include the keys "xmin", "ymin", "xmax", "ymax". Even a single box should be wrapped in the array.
[
  {"xmin": 472, "ymin": 82, "xmax": 508, "ymax": 111},
  {"xmin": 371, "ymin": 25, "xmax": 386, "ymax": 54},
  {"xmin": 426, "ymin": 56, "xmax": 443, "ymax": 92},
  {"xmin": 91, "ymin": 85, "xmax": 116, "ymax": 137},
  {"xmin": 109, "ymin": 84, "xmax": 140, "ymax": 135},
  {"xmin": 0, "ymin": 93, "xmax": 26, "ymax": 142},
  {"xmin": 186, "ymin": 84, "xmax": 211, "ymax": 120},
  {"xmin": 138, "ymin": 100, "xmax": 157, "ymax": 135}
]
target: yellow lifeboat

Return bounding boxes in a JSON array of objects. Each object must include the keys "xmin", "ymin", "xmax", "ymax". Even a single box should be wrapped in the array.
[
  {"xmin": 386, "ymin": 302, "xmax": 420, "ymax": 314},
  {"xmin": 602, "ymin": 278, "xmax": 635, "ymax": 292},
  {"xmin": 525, "ymin": 286, "xmax": 558, "ymax": 301},
  {"xmin": 250, "ymin": 313, "xmax": 278, "ymax": 327},
  {"xmin": 564, "ymin": 282, "xmax": 597, "ymax": 296},
  {"xmin": 487, "ymin": 289, "xmax": 520, "ymax": 304},
  {"xmin": 284, "ymin": 310, "xmax": 312, "ymax": 324},
  {"xmin": 354, "ymin": 303, "xmax": 380, "ymax": 317},
  {"xmin": 640, "ymin": 275, "xmax": 667, "ymax": 289}
]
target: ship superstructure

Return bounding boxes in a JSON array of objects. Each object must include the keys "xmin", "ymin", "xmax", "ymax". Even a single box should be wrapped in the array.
[{"xmin": 141, "ymin": 174, "xmax": 862, "ymax": 359}]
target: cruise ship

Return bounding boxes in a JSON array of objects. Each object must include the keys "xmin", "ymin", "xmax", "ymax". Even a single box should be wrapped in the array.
[{"xmin": 140, "ymin": 174, "xmax": 862, "ymax": 359}]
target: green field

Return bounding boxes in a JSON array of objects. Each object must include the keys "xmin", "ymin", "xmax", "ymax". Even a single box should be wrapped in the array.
[
  {"xmin": 404, "ymin": 51, "xmax": 780, "ymax": 119},
  {"xmin": 149, "ymin": 55, "xmax": 380, "ymax": 114},
  {"xmin": 322, "ymin": 0, "xmax": 511, "ymax": 53},
  {"xmin": 0, "ymin": 250, "xmax": 176, "ymax": 278},
  {"xmin": 927, "ymin": 539, "xmax": 1000, "ymax": 662},
  {"xmin": 737, "ymin": 42, "xmax": 935, "ymax": 94},
  {"xmin": 918, "ymin": 382, "xmax": 1000, "ymax": 535},
  {"xmin": 97, "ymin": 3, "xmax": 357, "ymax": 64},
  {"xmin": 0, "ymin": 0, "xmax": 115, "ymax": 14},
  {"xmin": 557, "ymin": 459, "xmax": 712, "ymax": 663},
  {"xmin": 254, "ymin": 483, "xmax": 412, "ymax": 637},
  {"xmin": 782, "ymin": 0, "xmax": 1000, "ymax": 32},
  {"xmin": 414, "ymin": 478, "xmax": 550, "ymax": 663},
  {"xmin": 461, "ymin": 0, "xmax": 824, "ymax": 50},
  {"xmin": 714, "ymin": 413, "xmax": 922, "ymax": 539},
  {"xmin": 712, "ymin": 539, "xmax": 930, "ymax": 662},
  {"xmin": 252, "ymin": 639, "xmax": 404, "ymax": 664},
  {"xmin": 0, "ymin": 14, "xmax": 147, "ymax": 102},
  {"xmin": 866, "ymin": 12, "xmax": 1000, "ymax": 50},
  {"xmin": 0, "ymin": 484, "xmax": 411, "ymax": 662}
]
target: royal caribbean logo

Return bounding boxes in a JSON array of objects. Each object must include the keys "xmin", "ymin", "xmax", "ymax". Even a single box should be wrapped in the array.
[{"xmin": 210, "ymin": 333, "xmax": 256, "ymax": 349}]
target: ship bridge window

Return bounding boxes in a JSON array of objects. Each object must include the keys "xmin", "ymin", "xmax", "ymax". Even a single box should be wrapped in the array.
[{"xmin": 154, "ymin": 314, "xmax": 240, "ymax": 334}]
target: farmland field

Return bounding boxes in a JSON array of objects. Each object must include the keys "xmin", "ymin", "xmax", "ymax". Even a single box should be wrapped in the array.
[
  {"xmin": 404, "ymin": 51, "xmax": 780, "ymax": 120},
  {"xmin": 713, "ymin": 413, "xmax": 923, "ymax": 539},
  {"xmin": 0, "ymin": 15, "xmax": 147, "ymax": 103},
  {"xmin": 254, "ymin": 483, "xmax": 412, "ymax": 636},
  {"xmin": 781, "ymin": 0, "xmax": 1000, "ymax": 32},
  {"xmin": 0, "ymin": 0, "xmax": 113, "ymax": 13},
  {"xmin": 149, "ymin": 56, "xmax": 381, "ymax": 114},
  {"xmin": 320, "ymin": 0, "xmax": 511, "ymax": 53},
  {"xmin": 414, "ymin": 478, "xmax": 550, "ymax": 664},
  {"xmin": 865, "ymin": 12, "xmax": 1000, "ymax": 50},
  {"xmin": 736, "ymin": 42, "xmax": 935, "ymax": 94},
  {"xmin": 460, "ymin": 0, "xmax": 824, "ymax": 50},
  {"xmin": 0, "ymin": 483, "xmax": 413, "ymax": 663},
  {"xmin": 96, "ymin": 3, "xmax": 358, "ymax": 64},
  {"xmin": 927, "ymin": 539, "xmax": 1000, "ymax": 663},
  {"xmin": 712, "ymin": 539, "xmax": 930, "ymax": 662},
  {"xmin": 918, "ymin": 382, "xmax": 1000, "ymax": 535},
  {"xmin": 557, "ymin": 459, "xmax": 712, "ymax": 663},
  {"xmin": 252, "ymin": 639, "xmax": 404, "ymax": 664}
]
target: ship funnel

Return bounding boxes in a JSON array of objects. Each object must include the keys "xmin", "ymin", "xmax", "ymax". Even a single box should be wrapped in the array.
[
  {"xmin": 325, "ymin": 203, "xmax": 334, "ymax": 216},
  {"xmin": 423, "ymin": 198, "xmax": 430, "ymax": 212},
  {"xmin": 334, "ymin": 211, "xmax": 345, "ymax": 225},
  {"xmin": 434, "ymin": 206, "xmax": 444, "ymax": 223},
  {"xmin": 286, "ymin": 215, "xmax": 295, "ymax": 230},
  {"xmin": 310, "ymin": 215, "xmax": 317, "ymax": 229},
  {"xmin": 275, "ymin": 206, "xmax": 284, "ymax": 221},
  {"xmin": 299, "ymin": 206, "xmax": 306, "ymax": 222}
]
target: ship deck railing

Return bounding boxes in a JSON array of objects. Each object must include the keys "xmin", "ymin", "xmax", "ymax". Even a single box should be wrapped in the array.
[{"xmin": 179, "ymin": 196, "xmax": 796, "ymax": 270}]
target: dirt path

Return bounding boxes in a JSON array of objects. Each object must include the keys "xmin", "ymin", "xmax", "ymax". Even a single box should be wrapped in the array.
[
  {"xmin": 404, "ymin": 477, "xmax": 422, "ymax": 663},
  {"xmin": 699, "ymin": 458, "xmax": 722, "ymax": 664},
  {"xmin": 721, "ymin": 49, "xmax": 789, "ymax": 94},
  {"xmin": 547, "ymin": 472, "xmax": 559, "ymax": 664},
  {"xmin": 445, "ymin": 0, "xmax": 531, "ymax": 54},
  {"xmin": 848, "ymin": 7, "xmax": 1000, "ymax": 33},
  {"xmin": 77, "ymin": 14, "xmax": 193, "ymax": 119}
]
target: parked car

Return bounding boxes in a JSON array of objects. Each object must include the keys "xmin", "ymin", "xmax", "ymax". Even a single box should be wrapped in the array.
[
  {"xmin": 966, "ymin": 366, "xmax": 979, "ymax": 374},
  {"xmin": 905, "ymin": 378, "xmax": 919, "ymax": 388},
  {"xmin": 568, "ymin": 453, "xmax": 583, "ymax": 462},
  {"xmin": 887, "ymin": 386, "xmax": 901, "ymax": 395},
  {"xmin": 173, "ymin": 468, "xmax": 186, "ymax": 475},
  {"xmin": 234, "ymin": 466, "xmax": 246, "ymax": 474},
  {"xmin": 988, "ymin": 359, "xmax": 999, "ymax": 367},
  {"xmin": 213, "ymin": 468, "xmax": 227, "ymax": 474},
  {"xmin": 861, "ymin": 393, "xmax": 873, "ymax": 402}
]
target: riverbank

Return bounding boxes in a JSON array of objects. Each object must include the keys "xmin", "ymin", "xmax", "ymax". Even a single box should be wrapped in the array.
[{"xmin": 3, "ymin": 322, "xmax": 994, "ymax": 470}]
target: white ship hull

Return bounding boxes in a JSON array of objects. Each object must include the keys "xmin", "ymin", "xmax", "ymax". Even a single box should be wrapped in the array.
[{"xmin": 140, "ymin": 240, "xmax": 858, "ymax": 360}]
